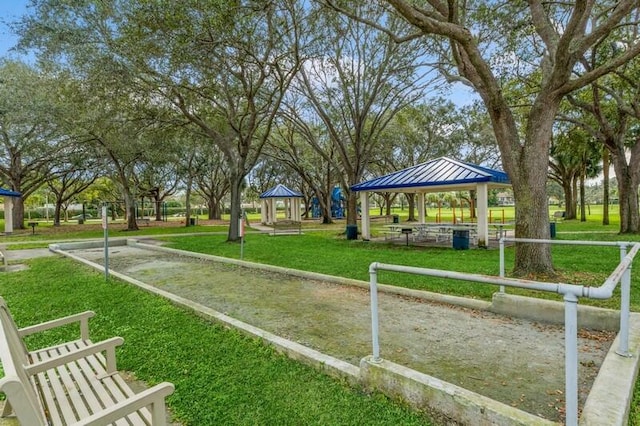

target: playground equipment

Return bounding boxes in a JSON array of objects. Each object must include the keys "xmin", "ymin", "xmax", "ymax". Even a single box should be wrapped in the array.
[{"xmin": 311, "ymin": 186, "xmax": 345, "ymax": 219}]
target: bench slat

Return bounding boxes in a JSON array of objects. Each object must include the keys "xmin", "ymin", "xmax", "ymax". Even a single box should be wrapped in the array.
[
  {"xmin": 40, "ymin": 349, "xmax": 80, "ymax": 424},
  {"xmin": 82, "ymin": 351, "xmax": 150, "ymax": 425},
  {"xmin": 75, "ymin": 355, "xmax": 133, "ymax": 426}
]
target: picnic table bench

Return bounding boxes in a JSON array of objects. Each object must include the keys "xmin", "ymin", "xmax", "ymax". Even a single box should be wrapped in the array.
[
  {"xmin": 269, "ymin": 220, "xmax": 302, "ymax": 236},
  {"xmin": 0, "ymin": 297, "xmax": 174, "ymax": 425}
]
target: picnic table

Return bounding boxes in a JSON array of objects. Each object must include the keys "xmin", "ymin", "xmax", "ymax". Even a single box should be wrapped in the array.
[{"xmin": 27, "ymin": 221, "xmax": 38, "ymax": 234}]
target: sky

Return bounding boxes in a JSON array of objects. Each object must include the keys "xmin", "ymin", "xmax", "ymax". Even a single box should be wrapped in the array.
[
  {"xmin": 0, "ymin": 0, "xmax": 479, "ymax": 107},
  {"xmin": 0, "ymin": 0, "xmax": 29, "ymax": 58}
]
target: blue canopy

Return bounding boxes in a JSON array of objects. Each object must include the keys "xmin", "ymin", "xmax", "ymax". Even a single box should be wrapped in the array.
[
  {"xmin": 0, "ymin": 188, "xmax": 21, "ymax": 197},
  {"xmin": 351, "ymin": 157, "xmax": 509, "ymax": 192},
  {"xmin": 259, "ymin": 184, "xmax": 302, "ymax": 199}
]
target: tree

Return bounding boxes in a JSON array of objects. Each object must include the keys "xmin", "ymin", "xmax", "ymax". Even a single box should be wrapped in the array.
[
  {"xmin": 46, "ymin": 151, "xmax": 101, "ymax": 226},
  {"xmin": 265, "ymin": 114, "xmax": 340, "ymax": 223},
  {"xmin": 562, "ymin": 32, "xmax": 640, "ymax": 232},
  {"xmin": 294, "ymin": 3, "xmax": 435, "ymax": 227},
  {"xmin": 330, "ymin": 1, "xmax": 640, "ymax": 274},
  {"xmin": 123, "ymin": 0, "xmax": 305, "ymax": 239},
  {"xmin": 0, "ymin": 60, "xmax": 68, "ymax": 228},
  {"xmin": 192, "ymin": 144, "xmax": 230, "ymax": 221},
  {"xmin": 374, "ymin": 99, "xmax": 463, "ymax": 220},
  {"xmin": 18, "ymin": 0, "xmax": 305, "ymax": 240}
]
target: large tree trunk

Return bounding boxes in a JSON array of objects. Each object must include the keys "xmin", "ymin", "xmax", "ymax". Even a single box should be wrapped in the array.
[
  {"xmin": 227, "ymin": 172, "xmax": 243, "ymax": 242},
  {"xmin": 562, "ymin": 180, "xmax": 574, "ymax": 219},
  {"xmin": 406, "ymin": 193, "xmax": 416, "ymax": 221},
  {"xmin": 345, "ymin": 189, "xmax": 358, "ymax": 226},
  {"xmin": 612, "ymin": 155, "xmax": 640, "ymax": 234},
  {"xmin": 602, "ymin": 148, "xmax": 610, "ymax": 226},
  {"xmin": 123, "ymin": 188, "xmax": 138, "ymax": 231},
  {"xmin": 608, "ymin": 139, "xmax": 640, "ymax": 234},
  {"xmin": 11, "ymin": 198, "xmax": 25, "ymax": 230},
  {"xmin": 505, "ymin": 97, "xmax": 558, "ymax": 275},
  {"xmin": 53, "ymin": 201, "xmax": 63, "ymax": 226}
]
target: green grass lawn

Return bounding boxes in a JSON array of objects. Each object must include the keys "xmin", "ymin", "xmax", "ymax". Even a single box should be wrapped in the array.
[{"xmin": 2, "ymin": 257, "xmax": 432, "ymax": 425}]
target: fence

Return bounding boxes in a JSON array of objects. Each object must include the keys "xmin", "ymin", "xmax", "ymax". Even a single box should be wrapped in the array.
[{"xmin": 369, "ymin": 239, "xmax": 639, "ymax": 426}]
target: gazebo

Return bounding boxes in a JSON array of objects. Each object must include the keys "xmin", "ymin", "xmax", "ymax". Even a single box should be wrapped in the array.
[
  {"xmin": 351, "ymin": 157, "xmax": 511, "ymax": 247},
  {"xmin": 0, "ymin": 188, "xmax": 21, "ymax": 235},
  {"xmin": 259, "ymin": 184, "xmax": 303, "ymax": 225}
]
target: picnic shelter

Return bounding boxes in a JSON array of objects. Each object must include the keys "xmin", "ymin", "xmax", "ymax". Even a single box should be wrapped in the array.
[
  {"xmin": 0, "ymin": 187, "xmax": 21, "ymax": 235},
  {"xmin": 351, "ymin": 157, "xmax": 511, "ymax": 247},
  {"xmin": 259, "ymin": 184, "xmax": 303, "ymax": 225}
]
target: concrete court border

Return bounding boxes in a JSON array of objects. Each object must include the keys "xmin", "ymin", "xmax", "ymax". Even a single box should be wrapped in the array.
[{"xmin": 48, "ymin": 239, "xmax": 640, "ymax": 425}]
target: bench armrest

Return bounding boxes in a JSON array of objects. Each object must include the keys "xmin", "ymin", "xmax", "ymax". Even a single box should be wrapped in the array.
[
  {"xmin": 26, "ymin": 337, "xmax": 124, "ymax": 376},
  {"xmin": 71, "ymin": 382, "xmax": 175, "ymax": 426},
  {"xmin": 19, "ymin": 311, "xmax": 95, "ymax": 341}
]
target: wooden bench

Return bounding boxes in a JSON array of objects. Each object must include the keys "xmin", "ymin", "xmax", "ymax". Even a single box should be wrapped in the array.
[
  {"xmin": 0, "ymin": 297, "xmax": 174, "ymax": 425},
  {"xmin": 270, "ymin": 220, "xmax": 302, "ymax": 236},
  {"xmin": 551, "ymin": 211, "xmax": 565, "ymax": 221},
  {"xmin": 0, "ymin": 245, "xmax": 6, "ymax": 270},
  {"xmin": 137, "ymin": 218, "xmax": 151, "ymax": 226}
]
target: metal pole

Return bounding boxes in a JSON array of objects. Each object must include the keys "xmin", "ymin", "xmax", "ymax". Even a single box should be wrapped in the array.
[
  {"xmin": 564, "ymin": 292, "xmax": 579, "ymax": 426},
  {"xmin": 499, "ymin": 238, "xmax": 505, "ymax": 293},
  {"xmin": 102, "ymin": 205, "xmax": 109, "ymax": 281},
  {"xmin": 618, "ymin": 244, "xmax": 631, "ymax": 357},
  {"xmin": 369, "ymin": 266, "xmax": 381, "ymax": 362},
  {"xmin": 239, "ymin": 209, "xmax": 245, "ymax": 260}
]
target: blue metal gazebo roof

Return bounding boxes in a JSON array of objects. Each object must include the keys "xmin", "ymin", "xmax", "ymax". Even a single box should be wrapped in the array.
[
  {"xmin": 0, "ymin": 188, "xmax": 21, "ymax": 197},
  {"xmin": 351, "ymin": 157, "xmax": 509, "ymax": 192},
  {"xmin": 259, "ymin": 184, "xmax": 303, "ymax": 199}
]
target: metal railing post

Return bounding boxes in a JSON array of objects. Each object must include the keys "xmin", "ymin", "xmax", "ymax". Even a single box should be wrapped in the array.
[
  {"xmin": 618, "ymin": 244, "xmax": 631, "ymax": 357},
  {"xmin": 564, "ymin": 292, "xmax": 579, "ymax": 426},
  {"xmin": 369, "ymin": 265, "xmax": 381, "ymax": 362}
]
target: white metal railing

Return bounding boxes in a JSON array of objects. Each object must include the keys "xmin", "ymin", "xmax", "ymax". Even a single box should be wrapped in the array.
[{"xmin": 369, "ymin": 240, "xmax": 640, "ymax": 426}]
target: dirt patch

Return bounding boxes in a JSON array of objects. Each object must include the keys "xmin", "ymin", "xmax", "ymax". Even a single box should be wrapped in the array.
[{"xmin": 71, "ymin": 246, "xmax": 614, "ymax": 423}]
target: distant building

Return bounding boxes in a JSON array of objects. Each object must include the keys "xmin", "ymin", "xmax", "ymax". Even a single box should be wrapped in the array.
[{"xmin": 496, "ymin": 192, "xmax": 514, "ymax": 206}]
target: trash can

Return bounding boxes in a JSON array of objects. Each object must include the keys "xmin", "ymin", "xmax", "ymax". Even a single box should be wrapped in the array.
[
  {"xmin": 392, "ymin": 215, "xmax": 399, "ymax": 224},
  {"xmin": 77, "ymin": 218, "xmax": 84, "ymax": 225},
  {"xmin": 549, "ymin": 222, "xmax": 556, "ymax": 239},
  {"xmin": 452, "ymin": 229, "xmax": 469, "ymax": 250},
  {"xmin": 189, "ymin": 218, "xmax": 196, "ymax": 226},
  {"xmin": 346, "ymin": 224, "xmax": 358, "ymax": 240}
]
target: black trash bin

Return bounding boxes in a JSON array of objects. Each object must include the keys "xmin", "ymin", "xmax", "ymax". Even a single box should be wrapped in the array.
[
  {"xmin": 392, "ymin": 215, "xmax": 399, "ymax": 224},
  {"xmin": 189, "ymin": 218, "xmax": 196, "ymax": 226},
  {"xmin": 77, "ymin": 218, "xmax": 84, "ymax": 225},
  {"xmin": 549, "ymin": 222, "xmax": 556, "ymax": 239},
  {"xmin": 346, "ymin": 224, "xmax": 358, "ymax": 240},
  {"xmin": 452, "ymin": 229, "xmax": 469, "ymax": 250}
]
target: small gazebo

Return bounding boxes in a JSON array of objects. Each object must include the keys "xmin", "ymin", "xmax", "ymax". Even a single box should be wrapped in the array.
[
  {"xmin": 0, "ymin": 187, "xmax": 21, "ymax": 235},
  {"xmin": 259, "ymin": 184, "xmax": 303, "ymax": 225},
  {"xmin": 351, "ymin": 157, "xmax": 511, "ymax": 247}
]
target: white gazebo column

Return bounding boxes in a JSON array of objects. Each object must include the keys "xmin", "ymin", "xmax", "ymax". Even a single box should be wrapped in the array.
[
  {"xmin": 261, "ymin": 199, "xmax": 268, "ymax": 224},
  {"xmin": 3, "ymin": 198, "xmax": 13, "ymax": 235},
  {"xmin": 476, "ymin": 183, "xmax": 489, "ymax": 248},
  {"xmin": 417, "ymin": 193, "xmax": 426, "ymax": 223},
  {"xmin": 269, "ymin": 198, "xmax": 278, "ymax": 223},
  {"xmin": 295, "ymin": 198, "xmax": 302, "ymax": 221},
  {"xmin": 360, "ymin": 191, "xmax": 370, "ymax": 240}
]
